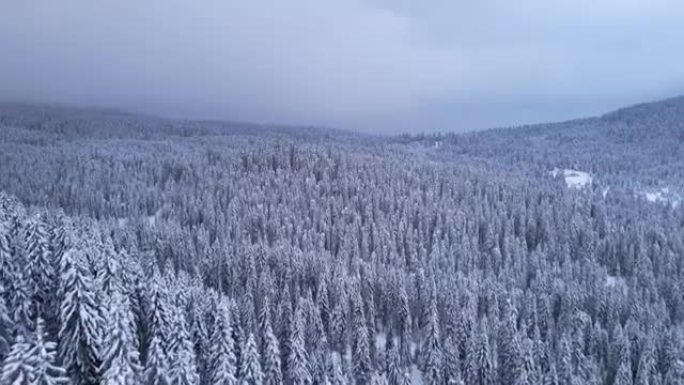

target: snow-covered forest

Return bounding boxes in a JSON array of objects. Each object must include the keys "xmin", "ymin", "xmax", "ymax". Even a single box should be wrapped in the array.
[{"xmin": 0, "ymin": 98, "xmax": 684, "ymax": 385}]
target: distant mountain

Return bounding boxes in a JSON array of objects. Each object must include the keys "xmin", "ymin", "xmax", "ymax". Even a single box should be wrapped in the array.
[
  {"xmin": 603, "ymin": 95, "xmax": 684, "ymax": 127},
  {"xmin": 397, "ymin": 95, "xmax": 684, "ymax": 193},
  {"xmin": 0, "ymin": 102, "xmax": 368, "ymax": 143}
]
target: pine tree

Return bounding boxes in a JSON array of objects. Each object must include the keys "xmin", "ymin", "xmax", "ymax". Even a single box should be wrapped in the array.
[
  {"xmin": 614, "ymin": 357, "xmax": 633, "ymax": 385},
  {"xmin": 352, "ymin": 294, "xmax": 371, "ymax": 385},
  {"xmin": 635, "ymin": 338, "xmax": 656, "ymax": 385},
  {"xmin": 544, "ymin": 363, "xmax": 560, "ymax": 385},
  {"xmin": 100, "ymin": 291, "xmax": 142, "ymax": 385},
  {"xmin": 330, "ymin": 360, "xmax": 347, "ymax": 385},
  {"xmin": 208, "ymin": 302, "xmax": 237, "ymax": 385},
  {"xmin": 29, "ymin": 318, "xmax": 70, "ymax": 385},
  {"xmin": 396, "ymin": 285, "xmax": 411, "ymax": 366},
  {"xmin": 371, "ymin": 371, "xmax": 388, "ymax": 385},
  {"xmin": 443, "ymin": 337, "xmax": 464, "ymax": 385},
  {"xmin": 467, "ymin": 322, "xmax": 493, "ymax": 385},
  {"xmin": 0, "ymin": 287, "xmax": 14, "ymax": 363},
  {"xmin": 188, "ymin": 303, "xmax": 209, "ymax": 385},
  {"xmin": 11, "ymin": 271, "xmax": 34, "ymax": 338},
  {"xmin": 0, "ymin": 221, "xmax": 13, "ymax": 298},
  {"xmin": 24, "ymin": 217, "xmax": 55, "ymax": 320},
  {"xmin": 239, "ymin": 334, "xmax": 263, "ymax": 385},
  {"xmin": 168, "ymin": 306, "xmax": 200, "ymax": 385},
  {"xmin": 316, "ymin": 279, "xmax": 330, "ymax": 339},
  {"xmin": 558, "ymin": 334, "xmax": 573, "ymax": 385},
  {"xmin": 498, "ymin": 300, "xmax": 521, "ymax": 385},
  {"xmin": 262, "ymin": 322, "xmax": 282, "ymax": 385},
  {"xmin": 287, "ymin": 302, "xmax": 311, "ymax": 385},
  {"xmin": 144, "ymin": 331, "xmax": 169, "ymax": 385},
  {"xmin": 1, "ymin": 336, "xmax": 32, "ymax": 385},
  {"xmin": 58, "ymin": 248, "xmax": 103, "ymax": 385},
  {"xmin": 147, "ymin": 272, "xmax": 172, "ymax": 352},
  {"xmin": 386, "ymin": 345, "xmax": 402, "ymax": 385},
  {"xmin": 329, "ymin": 301, "xmax": 346, "ymax": 355},
  {"xmin": 419, "ymin": 288, "xmax": 442, "ymax": 385},
  {"xmin": 664, "ymin": 358, "xmax": 684, "ymax": 385}
]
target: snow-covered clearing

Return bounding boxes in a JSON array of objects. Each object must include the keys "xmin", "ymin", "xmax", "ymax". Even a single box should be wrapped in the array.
[
  {"xmin": 551, "ymin": 168, "xmax": 592, "ymax": 189},
  {"xmin": 637, "ymin": 187, "xmax": 681, "ymax": 208}
]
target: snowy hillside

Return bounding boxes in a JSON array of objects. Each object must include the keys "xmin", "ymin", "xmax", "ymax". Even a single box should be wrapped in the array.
[{"xmin": 1, "ymin": 97, "xmax": 684, "ymax": 385}]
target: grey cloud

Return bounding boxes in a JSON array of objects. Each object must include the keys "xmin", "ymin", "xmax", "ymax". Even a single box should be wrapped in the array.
[{"xmin": 1, "ymin": 0, "xmax": 683, "ymax": 133}]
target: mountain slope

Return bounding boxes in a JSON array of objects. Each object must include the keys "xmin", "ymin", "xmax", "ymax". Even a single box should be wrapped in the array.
[{"xmin": 402, "ymin": 95, "xmax": 684, "ymax": 195}]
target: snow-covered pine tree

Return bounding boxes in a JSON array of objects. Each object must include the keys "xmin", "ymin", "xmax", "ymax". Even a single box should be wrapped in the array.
[
  {"xmin": 10, "ymin": 271, "xmax": 33, "ymax": 338},
  {"xmin": 239, "ymin": 333, "xmax": 263, "ymax": 385},
  {"xmin": 168, "ymin": 305, "xmax": 200, "ymax": 385},
  {"xmin": 100, "ymin": 291, "xmax": 142, "ymax": 385},
  {"xmin": 419, "ymin": 284, "xmax": 442, "ymax": 385},
  {"xmin": 396, "ymin": 284, "xmax": 411, "ymax": 367},
  {"xmin": 262, "ymin": 321, "xmax": 282, "ymax": 385},
  {"xmin": 544, "ymin": 363, "xmax": 560, "ymax": 385},
  {"xmin": 664, "ymin": 358, "xmax": 684, "ymax": 385},
  {"xmin": 287, "ymin": 301, "xmax": 311, "ymax": 385},
  {"xmin": 0, "ymin": 287, "xmax": 14, "ymax": 363},
  {"xmin": 207, "ymin": 301, "xmax": 237, "ymax": 385},
  {"xmin": 316, "ymin": 278, "xmax": 330, "ymax": 340},
  {"xmin": 330, "ymin": 360, "xmax": 347, "ymax": 385},
  {"xmin": 147, "ymin": 272, "xmax": 172, "ymax": 352},
  {"xmin": 386, "ymin": 345, "xmax": 402, "ymax": 385},
  {"xmin": 467, "ymin": 321, "xmax": 494, "ymax": 385},
  {"xmin": 1, "ymin": 335, "xmax": 32, "ymax": 385},
  {"xmin": 351, "ymin": 291, "xmax": 371, "ymax": 385},
  {"xmin": 144, "ymin": 330, "xmax": 170, "ymax": 385},
  {"xmin": 58, "ymin": 248, "xmax": 102, "ymax": 385},
  {"xmin": 28, "ymin": 318, "xmax": 70, "ymax": 385},
  {"xmin": 498, "ymin": 300, "xmax": 521, "ymax": 385},
  {"xmin": 24, "ymin": 216, "xmax": 55, "ymax": 320},
  {"xmin": 635, "ymin": 338, "xmax": 656, "ymax": 385},
  {"xmin": 187, "ymin": 301, "xmax": 209, "ymax": 385},
  {"xmin": 370, "ymin": 371, "xmax": 388, "ymax": 385},
  {"xmin": 443, "ymin": 337, "xmax": 464, "ymax": 385},
  {"xmin": 614, "ymin": 356, "xmax": 633, "ymax": 385},
  {"xmin": 0, "ymin": 221, "xmax": 13, "ymax": 298}
]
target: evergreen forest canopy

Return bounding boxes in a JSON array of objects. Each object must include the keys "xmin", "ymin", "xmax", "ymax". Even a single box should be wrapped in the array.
[{"xmin": 0, "ymin": 96, "xmax": 683, "ymax": 385}]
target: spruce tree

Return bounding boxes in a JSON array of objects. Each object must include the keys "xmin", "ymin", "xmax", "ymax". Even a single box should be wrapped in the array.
[
  {"xmin": 29, "ymin": 318, "xmax": 70, "ymax": 385},
  {"xmin": 420, "ymin": 285, "xmax": 442, "ymax": 385},
  {"xmin": 287, "ymin": 302, "xmax": 311, "ymax": 385},
  {"xmin": 1, "ymin": 336, "xmax": 32, "ymax": 385},
  {"xmin": 58, "ymin": 248, "xmax": 103, "ymax": 385},
  {"xmin": 24, "ymin": 217, "xmax": 54, "ymax": 320},
  {"xmin": 207, "ymin": 302, "xmax": 237, "ymax": 385},
  {"xmin": 168, "ymin": 306, "xmax": 200, "ymax": 385},
  {"xmin": 262, "ymin": 322, "xmax": 282, "ymax": 385},
  {"xmin": 100, "ymin": 291, "xmax": 142, "ymax": 385},
  {"xmin": 144, "ymin": 331, "xmax": 170, "ymax": 385},
  {"xmin": 352, "ymin": 294, "xmax": 371, "ymax": 385},
  {"xmin": 239, "ymin": 333, "xmax": 263, "ymax": 385},
  {"xmin": 0, "ymin": 287, "xmax": 14, "ymax": 363}
]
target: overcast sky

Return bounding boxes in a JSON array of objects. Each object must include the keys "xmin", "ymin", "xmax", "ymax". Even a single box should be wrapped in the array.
[{"xmin": 1, "ymin": 0, "xmax": 684, "ymax": 133}]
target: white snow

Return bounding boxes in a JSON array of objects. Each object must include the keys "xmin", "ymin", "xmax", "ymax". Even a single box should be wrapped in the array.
[
  {"xmin": 550, "ymin": 168, "xmax": 560, "ymax": 178},
  {"xmin": 550, "ymin": 168, "xmax": 593, "ymax": 189},
  {"xmin": 637, "ymin": 187, "xmax": 681, "ymax": 208},
  {"xmin": 411, "ymin": 365, "xmax": 424, "ymax": 385},
  {"xmin": 602, "ymin": 187, "xmax": 610, "ymax": 199},
  {"xmin": 606, "ymin": 275, "xmax": 627, "ymax": 294},
  {"xmin": 606, "ymin": 275, "xmax": 623, "ymax": 287}
]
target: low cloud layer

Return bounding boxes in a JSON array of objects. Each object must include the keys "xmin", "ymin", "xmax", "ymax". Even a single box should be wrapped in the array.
[{"xmin": 1, "ymin": 0, "xmax": 684, "ymax": 133}]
